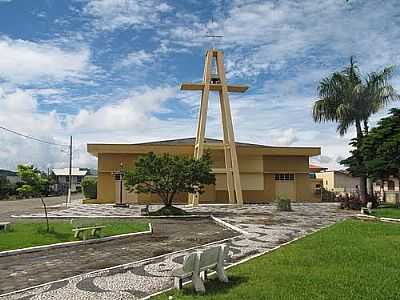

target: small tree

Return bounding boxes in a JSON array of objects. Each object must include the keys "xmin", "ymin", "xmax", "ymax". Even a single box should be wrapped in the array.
[
  {"xmin": 16, "ymin": 165, "xmax": 50, "ymax": 232},
  {"xmin": 124, "ymin": 152, "xmax": 216, "ymax": 207}
]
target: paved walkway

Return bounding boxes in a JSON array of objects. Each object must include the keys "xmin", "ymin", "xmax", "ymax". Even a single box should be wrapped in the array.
[
  {"xmin": 2, "ymin": 203, "xmax": 352, "ymax": 300},
  {"xmin": 12, "ymin": 203, "xmax": 156, "ymax": 218},
  {"xmin": 0, "ymin": 194, "xmax": 83, "ymax": 222}
]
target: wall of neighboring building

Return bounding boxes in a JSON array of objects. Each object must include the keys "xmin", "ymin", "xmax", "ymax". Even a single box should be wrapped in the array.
[
  {"xmin": 316, "ymin": 171, "xmax": 360, "ymax": 193},
  {"xmin": 95, "ymin": 150, "xmax": 320, "ymax": 204},
  {"xmin": 315, "ymin": 172, "xmax": 335, "ymax": 191},
  {"xmin": 333, "ymin": 172, "xmax": 360, "ymax": 193}
]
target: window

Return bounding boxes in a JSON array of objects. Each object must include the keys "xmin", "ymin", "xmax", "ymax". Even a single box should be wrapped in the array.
[
  {"xmin": 388, "ymin": 180, "xmax": 395, "ymax": 191},
  {"xmin": 274, "ymin": 173, "xmax": 295, "ymax": 181}
]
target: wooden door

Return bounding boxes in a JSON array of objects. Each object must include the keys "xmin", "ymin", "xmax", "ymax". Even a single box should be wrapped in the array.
[{"xmin": 274, "ymin": 173, "xmax": 296, "ymax": 201}]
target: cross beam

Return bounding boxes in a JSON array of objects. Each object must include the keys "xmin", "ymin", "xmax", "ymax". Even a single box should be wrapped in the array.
[
  {"xmin": 181, "ymin": 83, "xmax": 248, "ymax": 93},
  {"xmin": 181, "ymin": 49, "xmax": 248, "ymax": 206}
]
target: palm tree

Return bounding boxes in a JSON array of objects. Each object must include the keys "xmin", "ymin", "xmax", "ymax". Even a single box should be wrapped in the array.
[{"xmin": 313, "ymin": 57, "xmax": 399, "ymax": 202}]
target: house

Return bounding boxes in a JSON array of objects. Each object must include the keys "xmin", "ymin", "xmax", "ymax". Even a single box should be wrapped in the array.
[
  {"xmin": 87, "ymin": 137, "xmax": 322, "ymax": 204},
  {"xmin": 315, "ymin": 170, "xmax": 361, "ymax": 193},
  {"xmin": 373, "ymin": 176, "xmax": 400, "ymax": 203},
  {"xmin": 0, "ymin": 169, "xmax": 20, "ymax": 185},
  {"xmin": 52, "ymin": 168, "xmax": 88, "ymax": 193}
]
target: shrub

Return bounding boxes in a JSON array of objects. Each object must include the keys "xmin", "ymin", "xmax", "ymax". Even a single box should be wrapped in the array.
[
  {"xmin": 149, "ymin": 205, "xmax": 188, "ymax": 216},
  {"xmin": 339, "ymin": 194, "xmax": 362, "ymax": 210},
  {"xmin": 276, "ymin": 197, "xmax": 292, "ymax": 211},
  {"xmin": 81, "ymin": 177, "xmax": 97, "ymax": 199}
]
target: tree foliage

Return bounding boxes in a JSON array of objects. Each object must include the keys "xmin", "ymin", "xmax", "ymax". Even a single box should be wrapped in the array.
[
  {"xmin": 82, "ymin": 177, "xmax": 97, "ymax": 199},
  {"xmin": 360, "ymin": 108, "xmax": 400, "ymax": 181},
  {"xmin": 0, "ymin": 176, "xmax": 12, "ymax": 199},
  {"xmin": 16, "ymin": 165, "xmax": 49, "ymax": 198},
  {"xmin": 16, "ymin": 164, "xmax": 50, "ymax": 231},
  {"xmin": 124, "ymin": 152, "xmax": 216, "ymax": 207},
  {"xmin": 312, "ymin": 57, "xmax": 399, "ymax": 201},
  {"xmin": 313, "ymin": 57, "xmax": 398, "ymax": 137}
]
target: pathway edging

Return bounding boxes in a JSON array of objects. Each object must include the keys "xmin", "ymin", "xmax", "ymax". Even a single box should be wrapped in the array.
[
  {"xmin": 355, "ymin": 213, "xmax": 400, "ymax": 223},
  {"xmin": 210, "ymin": 215, "xmax": 249, "ymax": 235}
]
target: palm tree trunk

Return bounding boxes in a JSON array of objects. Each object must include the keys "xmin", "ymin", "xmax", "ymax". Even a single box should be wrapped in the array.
[
  {"xmin": 355, "ymin": 120, "xmax": 367, "ymax": 203},
  {"xmin": 363, "ymin": 120, "xmax": 369, "ymax": 135}
]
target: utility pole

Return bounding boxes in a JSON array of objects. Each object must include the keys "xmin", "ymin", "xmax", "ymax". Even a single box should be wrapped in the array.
[{"xmin": 65, "ymin": 136, "xmax": 72, "ymax": 207}]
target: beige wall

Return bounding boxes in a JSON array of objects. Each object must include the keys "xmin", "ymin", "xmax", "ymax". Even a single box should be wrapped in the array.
[
  {"xmin": 316, "ymin": 171, "xmax": 360, "ymax": 193},
  {"xmin": 94, "ymin": 150, "xmax": 319, "ymax": 204},
  {"xmin": 316, "ymin": 172, "xmax": 335, "ymax": 191}
]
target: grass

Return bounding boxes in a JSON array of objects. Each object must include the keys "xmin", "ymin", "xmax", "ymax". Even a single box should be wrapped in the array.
[
  {"xmin": 372, "ymin": 207, "xmax": 400, "ymax": 219},
  {"xmin": 154, "ymin": 220, "xmax": 400, "ymax": 300},
  {"xmin": 0, "ymin": 220, "xmax": 149, "ymax": 251}
]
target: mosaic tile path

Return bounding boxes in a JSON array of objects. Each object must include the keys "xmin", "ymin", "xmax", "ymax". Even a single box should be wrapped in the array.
[
  {"xmin": 12, "ymin": 203, "xmax": 145, "ymax": 218},
  {"xmin": 2, "ymin": 203, "xmax": 352, "ymax": 300}
]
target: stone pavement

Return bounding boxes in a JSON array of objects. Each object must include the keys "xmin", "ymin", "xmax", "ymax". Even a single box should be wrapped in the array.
[
  {"xmin": 1, "ymin": 203, "xmax": 353, "ymax": 300},
  {"xmin": 12, "ymin": 203, "xmax": 144, "ymax": 218},
  {"xmin": 0, "ymin": 194, "xmax": 83, "ymax": 222}
]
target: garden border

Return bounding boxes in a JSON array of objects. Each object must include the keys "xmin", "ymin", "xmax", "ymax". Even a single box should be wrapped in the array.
[
  {"xmin": 355, "ymin": 213, "xmax": 400, "ymax": 223},
  {"xmin": 0, "ymin": 223, "xmax": 153, "ymax": 258},
  {"xmin": 11, "ymin": 214, "xmax": 205, "ymax": 219}
]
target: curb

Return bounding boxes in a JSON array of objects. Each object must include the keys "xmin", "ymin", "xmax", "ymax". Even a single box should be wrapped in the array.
[
  {"xmin": 210, "ymin": 215, "xmax": 249, "ymax": 235},
  {"xmin": 11, "ymin": 214, "xmax": 206, "ymax": 219},
  {"xmin": 0, "ymin": 223, "xmax": 153, "ymax": 258},
  {"xmin": 355, "ymin": 214, "xmax": 400, "ymax": 223}
]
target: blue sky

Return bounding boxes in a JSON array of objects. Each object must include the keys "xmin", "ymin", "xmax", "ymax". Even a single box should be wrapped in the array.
[{"xmin": 0, "ymin": 0, "xmax": 399, "ymax": 171}]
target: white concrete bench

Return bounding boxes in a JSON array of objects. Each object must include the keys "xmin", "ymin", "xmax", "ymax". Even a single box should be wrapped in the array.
[
  {"xmin": 72, "ymin": 225, "xmax": 106, "ymax": 240},
  {"xmin": 361, "ymin": 202, "xmax": 373, "ymax": 215},
  {"xmin": 172, "ymin": 244, "xmax": 230, "ymax": 293},
  {"xmin": 0, "ymin": 222, "xmax": 10, "ymax": 231}
]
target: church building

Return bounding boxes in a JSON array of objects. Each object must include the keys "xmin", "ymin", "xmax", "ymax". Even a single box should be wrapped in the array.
[{"xmin": 87, "ymin": 138, "xmax": 322, "ymax": 204}]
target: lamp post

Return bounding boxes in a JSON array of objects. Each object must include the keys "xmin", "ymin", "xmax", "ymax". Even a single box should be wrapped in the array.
[{"xmin": 113, "ymin": 162, "xmax": 129, "ymax": 208}]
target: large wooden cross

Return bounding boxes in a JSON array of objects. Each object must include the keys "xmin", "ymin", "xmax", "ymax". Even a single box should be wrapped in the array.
[{"xmin": 181, "ymin": 49, "xmax": 248, "ymax": 206}]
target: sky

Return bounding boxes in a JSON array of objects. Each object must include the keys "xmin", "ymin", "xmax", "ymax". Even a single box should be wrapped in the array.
[{"xmin": 0, "ymin": 0, "xmax": 399, "ymax": 171}]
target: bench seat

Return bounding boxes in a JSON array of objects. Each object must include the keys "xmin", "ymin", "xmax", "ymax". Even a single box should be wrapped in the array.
[{"xmin": 72, "ymin": 225, "xmax": 106, "ymax": 240}]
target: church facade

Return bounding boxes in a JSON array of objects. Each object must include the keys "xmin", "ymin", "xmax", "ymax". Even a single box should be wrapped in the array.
[{"xmin": 87, "ymin": 138, "xmax": 322, "ymax": 204}]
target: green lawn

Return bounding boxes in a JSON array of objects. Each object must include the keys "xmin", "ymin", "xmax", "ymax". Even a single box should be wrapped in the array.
[
  {"xmin": 0, "ymin": 220, "xmax": 149, "ymax": 251},
  {"xmin": 154, "ymin": 220, "xmax": 400, "ymax": 300},
  {"xmin": 372, "ymin": 207, "xmax": 400, "ymax": 219}
]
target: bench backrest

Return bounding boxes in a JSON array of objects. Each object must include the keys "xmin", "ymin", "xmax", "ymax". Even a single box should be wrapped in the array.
[
  {"xmin": 182, "ymin": 252, "xmax": 198, "ymax": 273},
  {"xmin": 73, "ymin": 226, "xmax": 105, "ymax": 231},
  {"xmin": 198, "ymin": 246, "xmax": 220, "ymax": 270}
]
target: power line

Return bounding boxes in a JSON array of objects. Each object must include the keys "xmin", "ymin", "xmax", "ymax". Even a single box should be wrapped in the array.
[{"xmin": 0, "ymin": 125, "xmax": 68, "ymax": 147}]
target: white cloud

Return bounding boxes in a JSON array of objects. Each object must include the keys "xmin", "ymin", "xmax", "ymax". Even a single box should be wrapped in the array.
[
  {"xmin": 118, "ymin": 50, "xmax": 153, "ymax": 68},
  {"xmin": 84, "ymin": 0, "xmax": 172, "ymax": 31},
  {"xmin": 0, "ymin": 37, "xmax": 95, "ymax": 84},
  {"xmin": 270, "ymin": 128, "xmax": 299, "ymax": 146},
  {"xmin": 0, "ymin": 88, "xmax": 67, "ymax": 170},
  {"xmin": 69, "ymin": 86, "xmax": 177, "ymax": 132}
]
